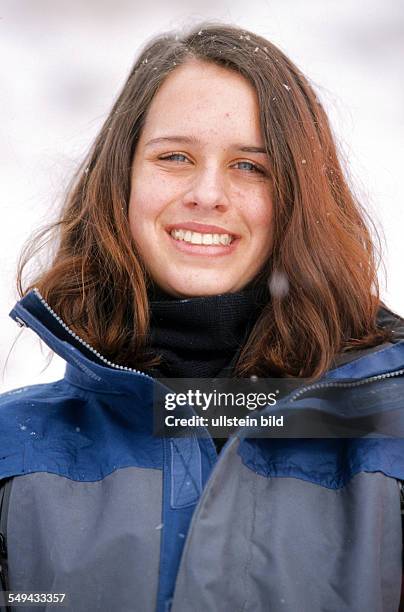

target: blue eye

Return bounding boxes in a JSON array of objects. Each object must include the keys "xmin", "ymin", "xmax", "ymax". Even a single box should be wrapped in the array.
[
  {"xmin": 159, "ymin": 153, "xmax": 189, "ymax": 162},
  {"xmin": 158, "ymin": 154, "xmax": 266, "ymax": 175},
  {"xmin": 234, "ymin": 161, "xmax": 264, "ymax": 174}
]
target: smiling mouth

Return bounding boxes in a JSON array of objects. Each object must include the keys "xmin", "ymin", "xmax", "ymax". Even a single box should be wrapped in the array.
[{"xmin": 169, "ymin": 228, "xmax": 235, "ymax": 246}]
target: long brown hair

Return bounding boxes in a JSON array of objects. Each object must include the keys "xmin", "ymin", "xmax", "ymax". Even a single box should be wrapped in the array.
[{"xmin": 17, "ymin": 22, "xmax": 391, "ymax": 379}]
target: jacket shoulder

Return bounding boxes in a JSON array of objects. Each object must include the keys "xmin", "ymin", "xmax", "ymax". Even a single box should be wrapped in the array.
[
  {"xmin": 0, "ymin": 377, "xmax": 161, "ymax": 482},
  {"xmin": 0, "ymin": 379, "xmax": 89, "ymax": 479},
  {"xmin": 0, "ymin": 379, "xmax": 76, "ymax": 411},
  {"xmin": 0, "ymin": 379, "xmax": 88, "ymax": 436}
]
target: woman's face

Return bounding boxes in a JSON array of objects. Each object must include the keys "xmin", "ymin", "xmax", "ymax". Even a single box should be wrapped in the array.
[{"xmin": 129, "ymin": 59, "xmax": 273, "ymax": 297}]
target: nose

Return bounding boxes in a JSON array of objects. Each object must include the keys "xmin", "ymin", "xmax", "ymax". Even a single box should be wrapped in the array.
[{"xmin": 182, "ymin": 165, "xmax": 230, "ymax": 212}]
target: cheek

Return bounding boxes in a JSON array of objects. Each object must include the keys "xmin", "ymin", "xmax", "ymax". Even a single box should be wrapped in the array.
[
  {"xmin": 129, "ymin": 185, "xmax": 162, "ymax": 240},
  {"xmin": 242, "ymin": 190, "xmax": 273, "ymax": 233},
  {"xmin": 244, "ymin": 197, "xmax": 273, "ymax": 261},
  {"xmin": 129, "ymin": 171, "xmax": 177, "ymax": 225}
]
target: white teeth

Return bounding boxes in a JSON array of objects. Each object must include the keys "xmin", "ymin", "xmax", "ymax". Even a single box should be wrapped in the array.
[
  {"xmin": 170, "ymin": 229, "xmax": 234, "ymax": 246},
  {"xmin": 191, "ymin": 233, "xmax": 202, "ymax": 244}
]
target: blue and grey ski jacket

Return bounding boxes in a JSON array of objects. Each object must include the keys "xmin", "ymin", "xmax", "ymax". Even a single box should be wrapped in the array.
[{"xmin": 1, "ymin": 288, "xmax": 404, "ymax": 612}]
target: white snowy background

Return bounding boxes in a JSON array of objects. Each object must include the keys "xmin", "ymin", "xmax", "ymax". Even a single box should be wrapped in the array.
[{"xmin": 1, "ymin": 0, "xmax": 403, "ymax": 392}]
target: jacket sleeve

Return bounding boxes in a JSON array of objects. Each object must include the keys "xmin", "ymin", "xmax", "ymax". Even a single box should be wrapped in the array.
[
  {"xmin": 0, "ymin": 478, "xmax": 12, "ymax": 612},
  {"xmin": 399, "ymin": 481, "xmax": 404, "ymax": 612}
]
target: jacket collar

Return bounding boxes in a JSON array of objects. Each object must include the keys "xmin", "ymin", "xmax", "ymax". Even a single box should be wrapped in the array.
[
  {"xmin": 9, "ymin": 289, "xmax": 404, "ymax": 396},
  {"xmin": 9, "ymin": 289, "xmax": 154, "ymax": 397}
]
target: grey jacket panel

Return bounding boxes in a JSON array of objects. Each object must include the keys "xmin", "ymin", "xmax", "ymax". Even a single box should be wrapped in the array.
[
  {"xmin": 6, "ymin": 467, "xmax": 162, "ymax": 612},
  {"xmin": 171, "ymin": 439, "xmax": 402, "ymax": 612}
]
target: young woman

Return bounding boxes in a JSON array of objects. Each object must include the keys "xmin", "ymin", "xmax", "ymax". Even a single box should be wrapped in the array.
[{"xmin": 1, "ymin": 22, "xmax": 404, "ymax": 612}]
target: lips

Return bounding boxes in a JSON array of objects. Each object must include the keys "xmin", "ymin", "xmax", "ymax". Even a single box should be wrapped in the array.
[{"xmin": 165, "ymin": 222, "xmax": 240, "ymax": 238}]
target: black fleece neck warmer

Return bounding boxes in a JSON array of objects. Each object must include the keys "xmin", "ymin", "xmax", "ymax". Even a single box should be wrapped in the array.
[{"xmin": 145, "ymin": 281, "xmax": 268, "ymax": 379}]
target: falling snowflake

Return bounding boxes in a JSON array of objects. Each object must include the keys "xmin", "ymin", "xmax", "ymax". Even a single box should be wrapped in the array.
[{"xmin": 269, "ymin": 271, "xmax": 289, "ymax": 299}]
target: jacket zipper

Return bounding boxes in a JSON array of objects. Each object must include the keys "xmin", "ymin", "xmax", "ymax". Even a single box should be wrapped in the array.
[
  {"xmin": 16, "ymin": 289, "xmax": 218, "ymax": 455},
  {"xmin": 288, "ymin": 368, "xmax": 404, "ymax": 402},
  {"xmin": 18, "ymin": 288, "xmax": 153, "ymax": 379},
  {"xmin": 22, "ymin": 290, "xmax": 404, "ymax": 397},
  {"xmin": 16, "ymin": 289, "xmax": 404, "ymax": 449}
]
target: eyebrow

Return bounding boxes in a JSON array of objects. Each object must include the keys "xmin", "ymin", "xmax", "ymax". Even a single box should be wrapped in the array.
[{"xmin": 144, "ymin": 136, "xmax": 268, "ymax": 155}]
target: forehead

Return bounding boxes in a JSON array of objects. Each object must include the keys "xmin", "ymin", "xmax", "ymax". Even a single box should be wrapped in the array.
[{"xmin": 141, "ymin": 60, "xmax": 262, "ymax": 144}]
